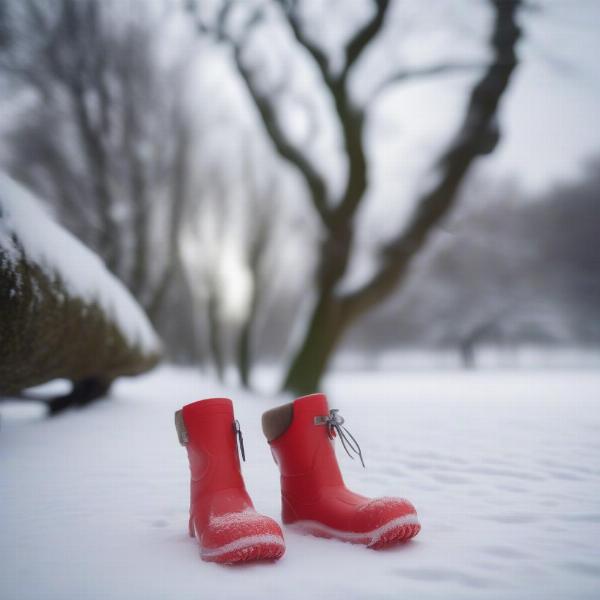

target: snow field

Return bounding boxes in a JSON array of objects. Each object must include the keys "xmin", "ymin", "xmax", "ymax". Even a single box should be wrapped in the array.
[{"xmin": 1, "ymin": 367, "xmax": 600, "ymax": 599}]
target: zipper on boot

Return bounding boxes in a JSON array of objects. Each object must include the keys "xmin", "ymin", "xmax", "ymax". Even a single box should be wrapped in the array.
[{"xmin": 233, "ymin": 419, "xmax": 246, "ymax": 462}]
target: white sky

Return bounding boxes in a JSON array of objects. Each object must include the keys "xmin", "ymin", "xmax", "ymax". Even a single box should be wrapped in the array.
[
  {"xmin": 198, "ymin": 0, "xmax": 600, "ymax": 196},
  {"xmin": 491, "ymin": 0, "xmax": 600, "ymax": 191}
]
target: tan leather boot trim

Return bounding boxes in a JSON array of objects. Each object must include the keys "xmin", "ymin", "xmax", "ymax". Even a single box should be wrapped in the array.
[{"xmin": 261, "ymin": 402, "xmax": 294, "ymax": 442}]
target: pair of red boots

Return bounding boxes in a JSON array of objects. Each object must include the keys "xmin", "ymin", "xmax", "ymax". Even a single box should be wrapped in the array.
[{"xmin": 175, "ymin": 393, "xmax": 420, "ymax": 564}]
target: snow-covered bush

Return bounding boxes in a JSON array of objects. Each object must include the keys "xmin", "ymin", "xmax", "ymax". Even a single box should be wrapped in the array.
[{"xmin": 0, "ymin": 174, "xmax": 161, "ymax": 399}]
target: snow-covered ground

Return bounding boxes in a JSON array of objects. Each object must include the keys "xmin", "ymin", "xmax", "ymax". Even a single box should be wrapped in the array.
[{"xmin": 1, "ymin": 367, "xmax": 600, "ymax": 600}]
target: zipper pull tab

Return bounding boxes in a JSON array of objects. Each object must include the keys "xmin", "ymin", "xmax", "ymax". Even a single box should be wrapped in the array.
[{"xmin": 233, "ymin": 419, "xmax": 246, "ymax": 462}]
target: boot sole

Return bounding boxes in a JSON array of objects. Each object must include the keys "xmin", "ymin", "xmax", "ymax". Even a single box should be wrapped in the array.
[
  {"xmin": 287, "ymin": 513, "xmax": 420, "ymax": 549},
  {"xmin": 196, "ymin": 531, "xmax": 286, "ymax": 564}
]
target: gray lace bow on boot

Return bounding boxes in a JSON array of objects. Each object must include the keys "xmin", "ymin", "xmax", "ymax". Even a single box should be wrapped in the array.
[{"xmin": 314, "ymin": 409, "xmax": 365, "ymax": 467}]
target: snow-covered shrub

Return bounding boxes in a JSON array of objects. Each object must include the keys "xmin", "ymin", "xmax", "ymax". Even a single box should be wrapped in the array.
[{"xmin": 0, "ymin": 174, "xmax": 161, "ymax": 396}]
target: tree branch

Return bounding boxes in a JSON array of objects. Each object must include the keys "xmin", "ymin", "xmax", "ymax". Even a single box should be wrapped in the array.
[
  {"xmin": 370, "ymin": 61, "xmax": 483, "ymax": 103},
  {"xmin": 331, "ymin": 0, "xmax": 391, "ymax": 224},
  {"xmin": 279, "ymin": 0, "xmax": 334, "ymax": 87},
  {"xmin": 193, "ymin": 1, "xmax": 392, "ymax": 234},
  {"xmin": 341, "ymin": 0, "xmax": 523, "ymax": 320},
  {"xmin": 279, "ymin": 1, "xmax": 390, "ymax": 226},
  {"xmin": 196, "ymin": 1, "xmax": 333, "ymax": 228},
  {"xmin": 232, "ymin": 43, "xmax": 332, "ymax": 226},
  {"xmin": 342, "ymin": 0, "xmax": 391, "ymax": 81}
]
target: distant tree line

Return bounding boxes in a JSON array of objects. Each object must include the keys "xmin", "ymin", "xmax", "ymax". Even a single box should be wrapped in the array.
[{"xmin": 342, "ymin": 158, "xmax": 600, "ymax": 365}]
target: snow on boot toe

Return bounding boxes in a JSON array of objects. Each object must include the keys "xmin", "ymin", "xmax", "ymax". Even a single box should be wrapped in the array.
[
  {"xmin": 200, "ymin": 510, "xmax": 285, "ymax": 564},
  {"xmin": 356, "ymin": 497, "xmax": 420, "ymax": 548}
]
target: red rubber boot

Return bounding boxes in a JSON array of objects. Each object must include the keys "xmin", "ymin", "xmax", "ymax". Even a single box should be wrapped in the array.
[
  {"xmin": 176, "ymin": 398, "xmax": 285, "ymax": 564},
  {"xmin": 265, "ymin": 393, "xmax": 420, "ymax": 549}
]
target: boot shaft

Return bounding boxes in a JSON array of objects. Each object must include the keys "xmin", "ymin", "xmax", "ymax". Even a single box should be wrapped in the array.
[
  {"xmin": 180, "ymin": 398, "xmax": 246, "ymax": 495},
  {"xmin": 268, "ymin": 394, "xmax": 345, "ymax": 501}
]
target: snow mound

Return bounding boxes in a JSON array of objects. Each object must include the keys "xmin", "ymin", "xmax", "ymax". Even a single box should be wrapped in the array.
[{"xmin": 0, "ymin": 173, "xmax": 160, "ymax": 354}]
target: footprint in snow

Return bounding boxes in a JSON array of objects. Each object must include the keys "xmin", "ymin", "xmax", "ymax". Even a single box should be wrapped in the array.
[{"xmin": 394, "ymin": 567, "xmax": 493, "ymax": 590}]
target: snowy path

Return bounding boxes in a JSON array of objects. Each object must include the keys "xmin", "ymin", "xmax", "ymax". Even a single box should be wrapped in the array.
[{"xmin": 1, "ymin": 367, "xmax": 600, "ymax": 599}]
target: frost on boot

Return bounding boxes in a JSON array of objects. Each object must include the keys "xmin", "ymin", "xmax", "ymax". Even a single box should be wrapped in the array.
[
  {"xmin": 262, "ymin": 394, "xmax": 420, "ymax": 549},
  {"xmin": 176, "ymin": 398, "xmax": 285, "ymax": 564}
]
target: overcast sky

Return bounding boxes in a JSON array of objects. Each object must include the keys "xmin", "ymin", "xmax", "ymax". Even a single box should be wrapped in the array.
[
  {"xmin": 190, "ymin": 0, "xmax": 600, "ymax": 292},
  {"xmin": 199, "ymin": 0, "xmax": 600, "ymax": 193},
  {"xmin": 491, "ymin": 0, "xmax": 600, "ymax": 191}
]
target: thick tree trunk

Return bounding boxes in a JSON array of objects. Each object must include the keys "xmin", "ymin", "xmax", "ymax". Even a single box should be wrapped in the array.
[
  {"xmin": 237, "ymin": 314, "xmax": 253, "ymax": 388},
  {"xmin": 207, "ymin": 291, "xmax": 224, "ymax": 381},
  {"xmin": 282, "ymin": 294, "xmax": 347, "ymax": 394},
  {"xmin": 459, "ymin": 341, "xmax": 476, "ymax": 369},
  {"xmin": 237, "ymin": 276, "xmax": 261, "ymax": 388}
]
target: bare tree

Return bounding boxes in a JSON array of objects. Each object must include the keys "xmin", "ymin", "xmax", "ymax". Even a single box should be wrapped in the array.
[
  {"xmin": 0, "ymin": 0, "xmax": 196, "ymax": 345},
  {"xmin": 236, "ymin": 166, "xmax": 281, "ymax": 388},
  {"xmin": 189, "ymin": 0, "xmax": 524, "ymax": 393},
  {"xmin": 180, "ymin": 162, "xmax": 235, "ymax": 380}
]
